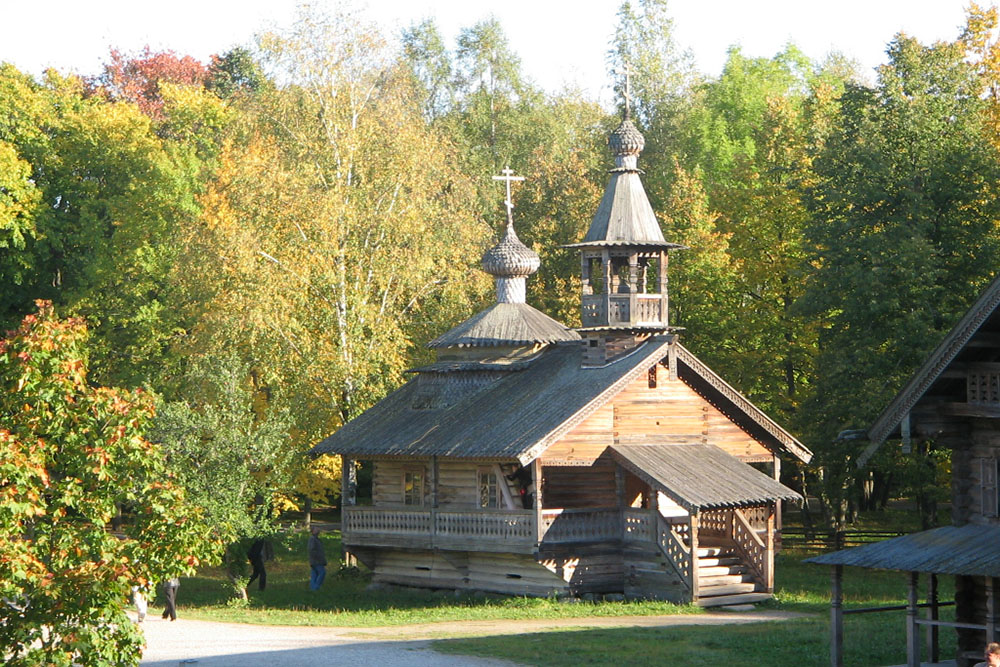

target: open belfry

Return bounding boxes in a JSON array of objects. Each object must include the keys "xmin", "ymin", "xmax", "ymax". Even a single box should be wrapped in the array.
[{"xmin": 312, "ymin": 87, "xmax": 812, "ymax": 605}]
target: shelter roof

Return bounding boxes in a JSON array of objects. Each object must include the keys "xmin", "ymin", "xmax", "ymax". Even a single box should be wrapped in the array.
[
  {"xmin": 311, "ymin": 337, "xmax": 811, "ymax": 465},
  {"xmin": 427, "ymin": 302, "xmax": 579, "ymax": 349},
  {"xmin": 805, "ymin": 524, "xmax": 1000, "ymax": 577},
  {"xmin": 862, "ymin": 273, "xmax": 1000, "ymax": 464},
  {"xmin": 609, "ymin": 444, "xmax": 801, "ymax": 511}
]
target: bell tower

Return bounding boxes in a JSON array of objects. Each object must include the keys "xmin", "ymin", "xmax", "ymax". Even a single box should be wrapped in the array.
[{"xmin": 568, "ymin": 74, "xmax": 683, "ymax": 366}]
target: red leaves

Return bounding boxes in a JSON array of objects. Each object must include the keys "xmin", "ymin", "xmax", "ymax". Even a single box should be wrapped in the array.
[{"xmin": 95, "ymin": 46, "xmax": 209, "ymax": 119}]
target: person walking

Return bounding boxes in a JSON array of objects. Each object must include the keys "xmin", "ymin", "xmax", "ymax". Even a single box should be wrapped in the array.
[
  {"xmin": 161, "ymin": 577, "xmax": 179, "ymax": 621},
  {"xmin": 308, "ymin": 526, "xmax": 327, "ymax": 591},
  {"xmin": 247, "ymin": 539, "xmax": 269, "ymax": 592},
  {"xmin": 131, "ymin": 584, "xmax": 147, "ymax": 623}
]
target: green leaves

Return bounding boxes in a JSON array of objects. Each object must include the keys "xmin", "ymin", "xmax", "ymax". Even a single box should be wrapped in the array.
[{"xmin": 0, "ymin": 303, "xmax": 216, "ymax": 666}]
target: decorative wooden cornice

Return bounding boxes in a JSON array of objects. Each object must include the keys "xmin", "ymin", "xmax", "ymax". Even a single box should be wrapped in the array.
[{"xmin": 862, "ymin": 273, "xmax": 1000, "ymax": 465}]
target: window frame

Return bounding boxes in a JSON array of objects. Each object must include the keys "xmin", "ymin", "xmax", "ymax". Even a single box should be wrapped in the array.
[
  {"xmin": 477, "ymin": 467, "xmax": 500, "ymax": 509},
  {"xmin": 402, "ymin": 466, "xmax": 425, "ymax": 507}
]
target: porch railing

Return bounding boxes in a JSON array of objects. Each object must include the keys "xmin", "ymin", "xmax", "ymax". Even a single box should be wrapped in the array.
[{"xmin": 540, "ymin": 508, "xmax": 622, "ymax": 543}]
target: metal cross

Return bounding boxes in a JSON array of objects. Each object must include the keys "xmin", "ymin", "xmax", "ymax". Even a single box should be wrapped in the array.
[
  {"xmin": 492, "ymin": 167, "xmax": 525, "ymax": 221},
  {"xmin": 623, "ymin": 61, "xmax": 632, "ymax": 119}
]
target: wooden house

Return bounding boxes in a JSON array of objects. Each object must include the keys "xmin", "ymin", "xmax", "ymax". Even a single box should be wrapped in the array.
[
  {"xmin": 809, "ymin": 275, "xmax": 1000, "ymax": 665},
  {"xmin": 312, "ymin": 108, "xmax": 812, "ymax": 606}
]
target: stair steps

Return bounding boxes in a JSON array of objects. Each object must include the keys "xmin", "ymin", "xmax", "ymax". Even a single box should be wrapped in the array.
[
  {"xmin": 693, "ymin": 543, "xmax": 768, "ymax": 606},
  {"xmin": 626, "ymin": 539, "xmax": 772, "ymax": 607}
]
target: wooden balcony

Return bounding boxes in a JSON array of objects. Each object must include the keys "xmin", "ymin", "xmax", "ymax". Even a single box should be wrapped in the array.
[
  {"xmin": 581, "ymin": 294, "xmax": 665, "ymax": 327},
  {"xmin": 340, "ymin": 506, "xmax": 710, "ymax": 554}
]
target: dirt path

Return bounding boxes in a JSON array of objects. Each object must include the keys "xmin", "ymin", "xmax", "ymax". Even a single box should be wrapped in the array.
[{"xmin": 139, "ymin": 609, "xmax": 808, "ymax": 666}]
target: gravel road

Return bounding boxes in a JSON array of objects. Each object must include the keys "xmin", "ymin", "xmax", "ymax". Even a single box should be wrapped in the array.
[{"xmin": 138, "ymin": 609, "xmax": 806, "ymax": 666}]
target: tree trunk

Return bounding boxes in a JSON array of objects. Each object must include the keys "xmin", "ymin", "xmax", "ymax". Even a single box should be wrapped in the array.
[{"xmin": 304, "ymin": 496, "xmax": 312, "ymax": 528}]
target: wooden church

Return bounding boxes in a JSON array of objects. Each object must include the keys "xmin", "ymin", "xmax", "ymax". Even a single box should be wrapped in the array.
[{"xmin": 312, "ymin": 104, "xmax": 812, "ymax": 606}]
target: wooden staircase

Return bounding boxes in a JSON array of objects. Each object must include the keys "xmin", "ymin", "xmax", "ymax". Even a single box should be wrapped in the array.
[{"xmin": 694, "ymin": 542, "xmax": 771, "ymax": 608}]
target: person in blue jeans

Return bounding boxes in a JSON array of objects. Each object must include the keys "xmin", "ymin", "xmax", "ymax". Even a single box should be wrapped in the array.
[{"xmin": 308, "ymin": 526, "xmax": 327, "ymax": 590}]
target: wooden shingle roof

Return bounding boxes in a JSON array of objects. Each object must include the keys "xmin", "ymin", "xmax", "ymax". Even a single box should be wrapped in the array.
[
  {"xmin": 566, "ymin": 171, "xmax": 682, "ymax": 249},
  {"xmin": 610, "ymin": 444, "xmax": 801, "ymax": 511},
  {"xmin": 311, "ymin": 337, "xmax": 811, "ymax": 465},
  {"xmin": 426, "ymin": 302, "xmax": 579, "ymax": 348},
  {"xmin": 806, "ymin": 524, "xmax": 1000, "ymax": 576}
]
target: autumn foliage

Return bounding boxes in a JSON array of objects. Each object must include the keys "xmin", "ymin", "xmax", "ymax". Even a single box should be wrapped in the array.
[
  {"xmin": 95, "ymin": 46, "xmax": 208, "ymax": 118},
  {"xmin": 0, "ymin": 302, "xmax": 215, "ymax": 666}
]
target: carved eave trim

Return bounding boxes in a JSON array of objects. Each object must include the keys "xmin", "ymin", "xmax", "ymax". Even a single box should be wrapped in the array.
[
  {"xmin": 675, "ymin": 344, "xmax": 812, "ymax": 464},
  {"xmin": 517, "ymin": 337, "xmax": 675, "ymax": 466},
  {"xmin": 862, "ymin": 273, "xmax": 1000, "ymax": 466}
]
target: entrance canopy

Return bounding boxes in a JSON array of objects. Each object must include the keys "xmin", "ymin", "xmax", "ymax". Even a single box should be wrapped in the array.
[
  {"xmin": 609, "ymin": 443, "xmax": 801, "ymax": 512},
  {"xmin": 807, "ymin": 524, "xmax": 1000, "ymax": 576}
]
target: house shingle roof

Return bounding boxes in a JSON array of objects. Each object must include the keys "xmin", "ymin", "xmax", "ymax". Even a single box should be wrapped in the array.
[{"xmin": 311, "ymin": 337, "xmax": 811, "ymax": 465}]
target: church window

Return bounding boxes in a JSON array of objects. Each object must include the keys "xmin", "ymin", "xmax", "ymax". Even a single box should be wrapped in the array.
[
  {"xmin": 478, "ymin": 469, "xmax": 499, "ymax": 508},
  {"xmin": 403, "ymin": 469, "xmax": 423, "ymax": 506}
]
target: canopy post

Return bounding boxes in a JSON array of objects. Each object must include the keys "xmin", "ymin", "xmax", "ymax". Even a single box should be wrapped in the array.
[
  {"xmin": 907, "ymin": 571, "xmax": 920, "ymax": 667},
  {"xmin": 831, "ymin": 565, "xmax": 843, "ymax": 667},
  {"xmin": 988, "ymin": 576, "xmax": 998, "ymax": 645},
  {"xmin": 926, "ymin": 573, "xmax": 939, "ymax": 663}
]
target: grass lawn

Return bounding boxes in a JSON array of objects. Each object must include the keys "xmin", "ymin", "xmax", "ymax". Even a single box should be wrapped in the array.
[
  {"xmin": 163, "ymin": 525, "xmax": 956, "ymax": 666},
  {"xmin": 166, "ymin": 530, "xmax": 702, "ymax": 628},
  {"xmin": 436, "ymin": 549, "xmax": 957, "ymax": 666}
]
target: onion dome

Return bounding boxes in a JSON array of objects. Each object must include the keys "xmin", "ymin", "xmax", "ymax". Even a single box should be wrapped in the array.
[
  {"xmin": 482, "ymin": 222, "xmax": 540, "ymax": 278},
  {"xmin": 608, "ymin": 118, "xmax": 645, "ymax": 163}
]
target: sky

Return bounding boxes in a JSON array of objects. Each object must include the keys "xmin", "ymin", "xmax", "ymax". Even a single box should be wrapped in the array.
[{"xmin": 0, "ymin": 0, "xmax": 979, "ymax": 103}]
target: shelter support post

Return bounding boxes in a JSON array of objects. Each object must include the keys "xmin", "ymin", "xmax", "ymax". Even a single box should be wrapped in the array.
[
  {"xmin": 926, "ymin": 573, "xmax": 939, "ymax": 663},
  {"xmin": 907, "ymin": 572, "xmax": 920, "ymax": 667},
  {"xmin": 831, "ymin": 565, "xmax": 843, "ymax": 667},
  {"xmin": 988, "ymin": 577, "xmax": 998, "ymax": 644}
]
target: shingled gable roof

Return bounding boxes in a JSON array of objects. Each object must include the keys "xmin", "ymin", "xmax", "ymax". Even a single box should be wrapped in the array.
[
  {"xmin": 861, "ymin": 273, "xmax": 1000, "ymax": 465},
  {"xmin": 310, "ymin": 336, "xmax": 811, "ymax": 465}
]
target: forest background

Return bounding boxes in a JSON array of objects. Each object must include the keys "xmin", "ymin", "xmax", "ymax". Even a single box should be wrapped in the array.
[{"xmin": 4, "ymin": 0, "xmax": 1000, "ymax": 557}]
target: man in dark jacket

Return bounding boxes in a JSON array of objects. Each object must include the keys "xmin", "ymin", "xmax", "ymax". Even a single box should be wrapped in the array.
[
  {"xmin": 308, "ymin": 526, "xmax": 327, "ymax": 591},
  {"xmin": 247, "ymin": 539, "xmax": 268, "ymax": 591}
]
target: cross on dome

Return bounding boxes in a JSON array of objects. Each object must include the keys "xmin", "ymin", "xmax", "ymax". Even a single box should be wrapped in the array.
[
  {"xmin": 492, "ymin": 167, "xmax": 525, "ymax": 223},
  {"xmin": 623, "ymin": 62, "xmax": 632, "ymax": 119}
]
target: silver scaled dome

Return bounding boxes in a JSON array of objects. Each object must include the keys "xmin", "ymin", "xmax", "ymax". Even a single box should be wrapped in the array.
[
  {"xmin": 482, "ymin": 223, "xmax": 540, "ymax": 278},
  {"xmin": 608, "ymin": 118, "xmax": 645, "ymax": 157}
]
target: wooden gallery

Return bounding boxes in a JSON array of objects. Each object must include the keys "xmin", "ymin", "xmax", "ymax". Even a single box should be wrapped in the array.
[{"xmin": 312, "ymin": 107, "xmax": 812, "ymax": 606}]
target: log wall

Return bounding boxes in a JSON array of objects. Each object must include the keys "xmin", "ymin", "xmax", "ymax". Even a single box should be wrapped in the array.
[
  {"xmin": 372, "ymin": 459, "xmax": 520, "ymax": 509},
  {"xmin": 542, "ymin": 360, "xmax": 771, "ymax": 464},
  {"xmin": 372, "ymin": 548, "xmax": 569, "ymax": 596},
  {"xmin": 542, "ymin": 464, "xmax": 617, "ymax": 509}
]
